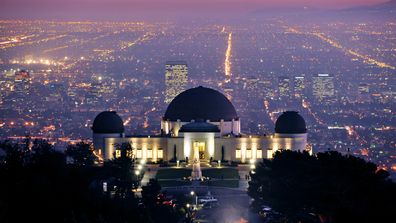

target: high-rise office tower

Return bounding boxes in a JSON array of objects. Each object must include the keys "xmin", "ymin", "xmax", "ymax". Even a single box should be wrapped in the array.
[
  {"xmin": 278, "ymin": 76, "xmax": 291, "ymax": 99},
  {"xmin": 14, "ymin": 70, "xmax": 31, "ymax": 95},
  {"xmin": 358, "ymin": 83, "xmax": 370, "ymax": 103},
  {"xmin": 294, "ymin": 75, "xmax": 305, "ymax": 99},
  {"xmin": 245, "ymin": 77, "xmax": 259, "ymax": 98},
  {"xmin": 245, "ymin": 77, "xmax": 259, "ymax": 91},
  {"xmin": 46, "ymin": 83, "xmax": 65, "ymax": 102},
  {"xmin": 260, "ymin": 79, "xmax": 275, "ymax": 99},
  {"xmin": 165, "ymin": 61, "xmax": 188, "ymax": 104},
  {"xmin": 312, "ymin": 74, "xmax": 335, "ymax": 103}
]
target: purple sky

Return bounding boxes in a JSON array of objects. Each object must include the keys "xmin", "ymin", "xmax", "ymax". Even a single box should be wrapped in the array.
[{"xmin": 0, "ymin": 0, "xmax": 390, "ymax": 20}]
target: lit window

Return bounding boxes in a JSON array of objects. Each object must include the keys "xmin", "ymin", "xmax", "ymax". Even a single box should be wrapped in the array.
[
  {"xmin": 236, "ymin": 149, "xmax": 241, "ymax": 159},
  {"xmin": 246, "ymin": 149, "xmax": 252, "ymax": 158},
  {"xmin": 147, "ymin": 149, "xmax": 153, "ymax": 158},
  {"xmin": 115, "ymin": 150, "xmax": 121, "ymax": 158},
  {"xmin": 131, "ymin": 149, "xmax": 136, "ymax": 158},
  {"xmin": 127, "ymin": 150, "xmax": 133, "ymax": 158},
  {"xmin": 256, "ymin": 150, "xmax": 262, "ymax": 159},
  {"xmin": 136, "ymin": 149, "xmax": 142, "ymax": 158},
  {"xmin": 267, "ymin": 150, "xmax": 273, "ymax": 159},
  {"xmin": 157, "ymin": 149, "xmax": 163, "ymax": 159}
]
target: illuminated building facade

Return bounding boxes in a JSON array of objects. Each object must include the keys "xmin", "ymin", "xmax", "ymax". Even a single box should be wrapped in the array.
[
  {"xmin": 165, "ymin": 61, "xmax": 188, "ymax": 104},
  {"xmin": 245, "ymin": 77, "xmax": 261, "ymax": 105},
  {"xmin": 14, "ymin": 70, "xmax": 31, "ymax": 95},
  {"xmin": 0, "ymin": 71, "xmax": 12, "ymax": 101},
  {"xmin": 93, "ymin": 87, "xmax": 309, "ymax": 163},
  {"xmin": 46, "ymin": 83, "xmax": 65, "ymax": 103},
  {"xmin": 294, "ymin": 75, "xmax": 305, "ymax": 99},
  {"xmin": 358, "ymin": 83, "xmax": 370, "ymax": 103},
  {"xmin": 278, "ymin": 76, "xmax": 291, "ymax": 99},
  {"xmin": 312, "ymin": 74, "xmax": 335, "ymax": 104}
]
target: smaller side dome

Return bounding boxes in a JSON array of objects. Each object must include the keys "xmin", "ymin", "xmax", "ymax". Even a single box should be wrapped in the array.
[
  {"xmin": 92, "ymin": 111, "xmax": 124, "ymax": 134},
  {"xmin": 275, "ymin": 111, "xmax": 307, "ymax": 134}
]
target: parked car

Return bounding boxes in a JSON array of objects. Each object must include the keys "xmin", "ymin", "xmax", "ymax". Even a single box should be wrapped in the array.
[
  {"xmin": 258, "ymin": 205, "xmax": 275, "ymax": 217},
  {"xmin": 202, "ymin": 201, "xmax": 219, "ymax": 209},
  {"xmin": 198, "ymin": 196, "xmax": 218, "ymax": 203}
]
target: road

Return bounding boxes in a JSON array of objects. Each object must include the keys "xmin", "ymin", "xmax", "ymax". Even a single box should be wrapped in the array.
[
  {"xmin": 165, "ymin": 187, "xmax": 261, "ymax": 223},
  {"xmin": 194, "ymin": 188, "xmax": 261, "ymax": 223}
]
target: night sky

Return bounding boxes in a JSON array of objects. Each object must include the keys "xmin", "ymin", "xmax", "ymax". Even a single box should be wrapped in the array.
[{"xmin": 0, "ymin": 0, "xmax": 391, "ymax": 20}]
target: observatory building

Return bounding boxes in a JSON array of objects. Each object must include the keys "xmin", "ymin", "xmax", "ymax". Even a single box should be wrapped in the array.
[{"xmin": 92, "ymin": 86, "xmax": 309, "ymax": 163}]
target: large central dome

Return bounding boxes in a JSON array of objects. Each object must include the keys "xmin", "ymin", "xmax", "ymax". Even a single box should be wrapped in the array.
[{"xmin": 164, "ymin": 86, "xmax": 238, "ymax": 122}]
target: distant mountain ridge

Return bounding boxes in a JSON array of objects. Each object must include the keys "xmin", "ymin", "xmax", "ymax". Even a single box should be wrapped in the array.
[{"xmin": 345, "ymin": 0, "xmax": 396, "ymax": 12}]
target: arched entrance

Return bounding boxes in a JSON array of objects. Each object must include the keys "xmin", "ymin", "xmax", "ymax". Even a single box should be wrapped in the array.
[{"xmin": 193, "ymin": 141, "xmax": 206, "ymax": 161}]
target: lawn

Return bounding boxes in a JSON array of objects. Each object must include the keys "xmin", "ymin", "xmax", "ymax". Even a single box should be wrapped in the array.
[
  {"xmin": 201, "ymin": 179, "xmax": 239, "ymax": 188},
  {"xmin": 156, "ymin": 168, "xmax": 239, "ymax": 179},
  {"xmin": 158, "ymin": 180, "xmax": 191, "ymax": 187},
  {"xmin": 156, "ymin": 168, "xmax": 191, "ymax": 179},
  {"xmin": 202, "ymin": 168, "xmax": 239, "ymax": 179},
  {"xmin": 155, "ymin": 168, "xmax": 240, "ymax": 188}
]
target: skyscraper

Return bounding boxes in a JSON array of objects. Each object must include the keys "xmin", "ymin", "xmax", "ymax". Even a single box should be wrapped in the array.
[
  {"xmin": 294, "ymin": 75, "xmax": 305, "ymax": 99},
  {"xmin": 165, "ymin": 61, "xmax": 188, "ymax": 104},
  {"xmin": 245, "ymin": 77, "xmax": 259, "ymax": 98},
  {"xmin": 0, "ymin": 70, "xmax": 14, "ymax": 97},
  {"xmin": 358, "ymin": 83, "xmax": 370, "ymax": 103},
  {"xmin": 46, "ymin": 83, "xmax": 65, "ymax": 103},
  {"xmin": 278, "ymin": 76, "xmax": 291, "ymax": 99},
  {"xmin": 312, "ymin": 74, "xmax": 335, "ymax": 103},
  {"xmin": 260, "ymin": 79, "xmax": 275, "ymax": 99},
  {"xmin": 14, "ymin": 70, "xmax": 31, "ymax": 95}
]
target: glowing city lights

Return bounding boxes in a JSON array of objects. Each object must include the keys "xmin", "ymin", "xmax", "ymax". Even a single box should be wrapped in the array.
[{"xmin": 224, "ymin": 32, "xmax": 233, "ymax": 78}]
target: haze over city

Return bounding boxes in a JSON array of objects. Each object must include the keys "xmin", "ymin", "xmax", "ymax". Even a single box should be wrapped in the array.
[
  {"xmin": 0, "ymin": 0, "xmax": 394, "ymax": 19},
  {"xmin": 0, "ymin": 0, "xmax": 395, "ymax": 222}
]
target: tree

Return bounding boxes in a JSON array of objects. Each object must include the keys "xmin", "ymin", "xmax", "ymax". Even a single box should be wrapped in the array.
[
  {"xmin": 104, "ymin": 143, "xmax": 137, "ymax": 198},
  {"xmin": 221, "ymin": 146, "xmax": 225, "ymax": 161},
  {"xmin": 172, "ymin": 144, "xmax": 177, "ymax": 162},
  {"xmin": 66, "ymin": 141, "xmax": 96, "ymax": 166},
  {"xmin": 0, "ymin": 140, "xmax": 30, "ymax": 170},
  {"xmin": 248, "ymin": 150, "xmax": 396, "ymax": 223},
  {"xmin": 141, "ymin": 179, "xmax": 181, "ymax": 223},
  {"xmin": 0, "ymin": 139, "xmax": 68, "ymax": 222},
  {"xmin": 141, "ymin": 178, "xmax": 162, "ymax": 206},
  {"xmin": 0, "ymin": 140, "xmax": 184, "ymax": 223}
]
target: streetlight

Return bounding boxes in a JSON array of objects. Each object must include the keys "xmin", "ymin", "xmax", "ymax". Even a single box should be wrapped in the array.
[{"xmin": 190, "ymin": 191, "xmax": 197, "ymax": 209}]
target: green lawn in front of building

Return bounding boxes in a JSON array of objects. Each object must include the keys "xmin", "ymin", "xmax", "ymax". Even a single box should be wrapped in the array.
[
  {"xmin": 156, "ymin": 167, "xmax": 239, "ymax": 180},
  {"xmin": 202, "ymin": 168, "xmax": 239, "ymax": 179},
  {"xmin": 155, "ymin": 167, "xmax": 240, "ymax": 188},
  {"xmin": 157, "ymin": 180, "xmax": 191, "ymax": 187},
  {"xmin": 156, "ymin": 168, "xmax": 191, "ymax": 179},
  {"xmin": 201, "ymin": 179, "xmax": 239, "ymax": 188}
]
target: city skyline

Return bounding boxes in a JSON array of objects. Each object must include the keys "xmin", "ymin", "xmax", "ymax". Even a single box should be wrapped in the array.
[{"xmin": 1, "ymin": 17, "xmax": 394, "ymax": 169}]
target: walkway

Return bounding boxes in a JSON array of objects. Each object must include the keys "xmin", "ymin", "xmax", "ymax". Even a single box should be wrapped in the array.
[
  {"xmin": 237, "ymin": 165, "xmax": 251, "ymax": 191},
  {"xmin": 140, "ymin": 164, "xmax": 159, "ymax": 186}
]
